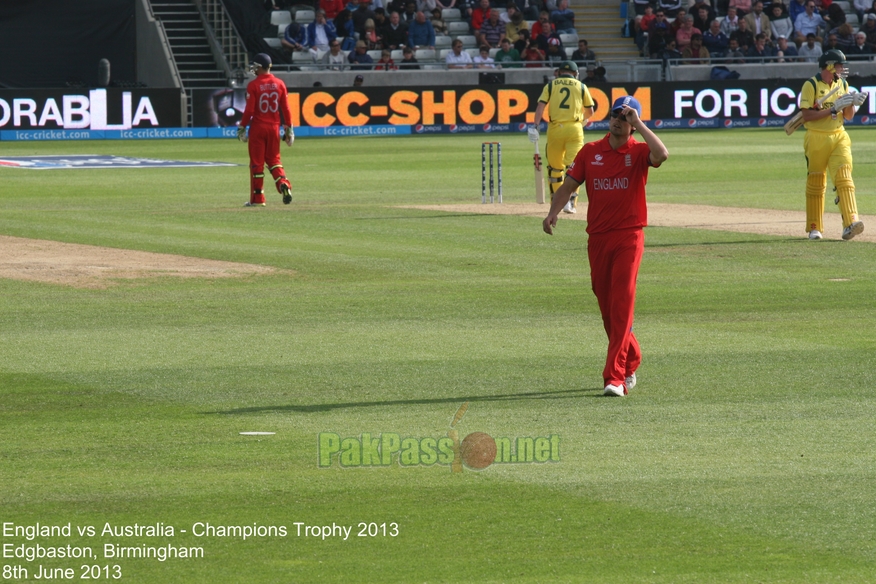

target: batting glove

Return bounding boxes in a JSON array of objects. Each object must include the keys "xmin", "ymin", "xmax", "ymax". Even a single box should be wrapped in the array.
[
  {"xmin": 833, "ymin": 93, "xmax": 855, "ymax": 111},
  {"xmin": 527, "ymin": 124, "xmax": 539, "ymax": 143},
  {"xmin": 852, "ymin": 91, "xmax": 868, "ymax": 107},
  {"xmin": 236, "ymin": 126, "xmax": 247, "ymax": 143},
  {"xmin": 283, "ymin": 126, "xmax": 294, "ymax": 146}
]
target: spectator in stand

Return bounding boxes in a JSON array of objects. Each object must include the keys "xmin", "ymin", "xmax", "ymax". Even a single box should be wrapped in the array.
[
  {"xmin": 789, "ymin": 0, "xmax": 808, "ymax": 24},
  {"xmin": 321, "ymin": 0, "xmax": 346, "ymax": 19},
  {"xmin": 726, "ymin": 37, "xmax": 747, "ymax": 61},
  {"xmin": 500, "ymin": 2, "xmax": 517, "ymax": 24},
  {"xmin": 670, "ymin": 8, "xmax": 687, "ymax": 36},
  {"xmin": 478, "ymin": 9, "xmax": 506, "ymax": 48},
  {"xmin": 693, "ymin": 6, "xmax": 712, "ymax": 31},
  {"xmin": 352, "ymin": 0, "xmax": 377, "ymax": 34},
  {"xmin": 824, "ymin": 2, "xmax": 847, "ymax": 27},
  {"xmin": 703, "ymin": 19, "xmax": 729, "ymax": 57},
  {"xmin": 853, "ymin": 0, "xmax": 871, "ymax": 21},
  {"xmin": 585, "ymin": 64, "xmax": 607, "ymax": 82},
  {"xmin": 798, "ymin": 32, "xmax": 824, "ymax": 60},
  {"xmin": 495, "ymin": 37, "xmax": 522, "ymax": 66},
  {"xmin": 381, "ymin": 11, "xmax": 409, "ymax": 49},
  {"xmin": 532, "ymin": 10, "xmax": 556, "ymax": 50},
  {"xmin": 847, "ymin": 31, "xmax": 873, "ymax": 58},
  {"xmin": 398, "ymin": 46, "xmax": 421, "ymax": 67},
  {"xmin": 306, "ymin": 9, "xmax": 338, "ymax": 53},
  {"xmin": 506, "ymin": 10, "xmax": 529, "ymax": 43},
  {"xmin": 417, "ymin": 0, "xmax": 437, "ymax": 13},
  {"xmin": 658, "ymin": 0, "xmax": 683, "ymax": 18},
  {"xmin": 282, "ymin": 22, "xmax": 309, "ymax": 55},
  {"xmin": 830, "ymin": 23, "xmax": 855, "ymax": 51},
  {"xmin": 690, "ymin": 0, "xmax": 715, "ymax": 21},
  {"xmin": 675, "ymin": 15, "xmax": 701, "ymax": 52},
  {"xmin": 436, "ymin": 0, "xmax": 456, "ymax": 9},
  {"xmin": 746, "ymin": 32, "xmax": 775, "ymax": 60},
  {"xmin": 471, "ymin": 0, "xmax": 491, "ymax": 32},
  {"xmin": 349, "ymin": 39, "xmax": 375, "ymax": 68},
  {"xmin": 794, "ymin": 2, "xmax": 826, "ymax": 45},
  {"xmin": 770, "ymin": 4, "xmax": 794, "ymax": 43},
  {"xmin": 861, "ymin": 13, "xmax": 876, "ymax": 51},
  {"xmin": 776, "ymin": 35, "xmax": 799, "ymax": 60},
  {"xmin": 522, "ymin": 35, "xmax": 546, "ymax": 66},
  {"xmin": 446, "ymin": 38, "xmax": 474, "ymax": 67},
  {"xmin": 408, "ymin": 11, "xmax": 436, "ymax": 47},
  {"xmin": 320, "ymin": 38, "xmax": 348, "ymax": 69},
  {"xmin": 456, "ymin": 0, "xmax": 474, "ymax": 22},
  {"xmin": 402, "ymin": 0, "xmax": 417, "ymax": 22},
  {"xmin": 744, "ymin": 1, "xmax": 771, "ymax": 37},
  {"xmin": 515, "ymin": 0, "xmax": 539, "ymax": 21},
  {"xmin": 334, "ymin": 9, "xmax": 356, "ymax": 48},
  {"xmin": 387, "ymin": 0, "xmax": 405, "ymax": 12},
  {"xmin": 633, "ymin": 0, "xmax": 654, "ymax": 16},
  {"xmin": 729, "ymin": 0, "xmax": 752, "ymax": 16},
  {"xmin": 682, "ymin": 32, "xmax": 710, "ymax": 62},
  {"xmin": 374, "ymin": 48, "xmax": 398, "ymax": 69},
  {"xmin": 635, "ymin": 5, "xmax": 656, "ymax": 55},
  {"xmin": 571, "ymin": 38, "xmax": 596, "ymax": 65},
  {"xmin": 362, "ymin": 18, "xmax": 383, "ymax": 49},
  {"xmin": 731, "ymin": 17, "xmax": 755, "ymax": 51},
  {"xmin": 513, "ymin": 28, "xmax": 530, "ymax": 52},
  {"xmin": 551, "ymin": 0, "xmax": 576, "ymax": 35},
  {"xmin": 473, "ymin": 45, "xmax": 496, "ymax": 67},
  {"xmin": 721, "ymin": 6, "xmax": 741, "ymax": 35},
  {"xmin": 661, "ymin": 37, "xmax": 683, "ymax": 63},
  {"xmin": 648, "ymin": 9, "xmax": 672, "ymax": 56},
  {"xmin": 544, "ymin": 36, "xmax": 566, "ymax": 66},
  {"xmin": 346, "ymin": 0, "xmax": 360, "ymax": 11},
  {"xmin": 430, "ymin": 7, "xmax": 448, "ymax": 35}
]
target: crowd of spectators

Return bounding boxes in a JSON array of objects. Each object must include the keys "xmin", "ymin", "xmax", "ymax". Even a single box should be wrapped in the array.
[
  {"xmin": 272, "ymin": 0, "xmax": 598, "ymax": 70},
  {"xmin": 634, "ymin": 0, "xmax": 876, "ymax": 65}
]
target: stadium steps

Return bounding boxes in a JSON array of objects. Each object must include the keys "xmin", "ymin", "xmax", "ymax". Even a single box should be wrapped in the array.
[
  {"xmin": 573, "ymin": 0, "xmax": 640, "ymax": 61},
  {"xmin": 151, "ymin": 0, "xmax": 227, "ymax": 88}
]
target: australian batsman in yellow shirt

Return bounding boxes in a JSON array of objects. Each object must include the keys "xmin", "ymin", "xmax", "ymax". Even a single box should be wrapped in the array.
[
  {"xmin": 800, "ymin": 49, "xmax": 867, "ymax": 240},
  {"xmin": 529, "ymin": 61, "xmax": 594, "ymax": 213}
]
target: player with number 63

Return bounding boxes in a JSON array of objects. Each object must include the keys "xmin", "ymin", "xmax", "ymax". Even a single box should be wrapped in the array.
[{"xmin": 238, "ymin": 53, "xmax": 295, "ymax": 207}]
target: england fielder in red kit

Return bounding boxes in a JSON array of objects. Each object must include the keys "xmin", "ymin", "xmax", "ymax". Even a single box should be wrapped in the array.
[
  {"xmin": 237, "ymin": 53, "xmax": 294, "ymax": 207},
  {"xmin": 543, "ymin": 96, "xmax": 669, "ymax": 397}
]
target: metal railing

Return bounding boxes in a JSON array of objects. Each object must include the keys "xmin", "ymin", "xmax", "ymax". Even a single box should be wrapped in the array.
[{"xmin": 194, "ymin": 0, "xmax": 248, "ymax": 81}]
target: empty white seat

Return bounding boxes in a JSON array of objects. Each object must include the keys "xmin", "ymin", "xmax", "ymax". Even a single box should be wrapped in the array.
[
  {"xmin": 292, "ymin": 51, "xmax": 315, "ymax": 63},
  {"xmin": 415, "ymin": 48, "xmax": 437, "ymax": 61},
  {"xmin": 442, "ymin": 8, "xmax": 462, "ymax": 21},
  {"xmin": 367, "ymin": 49, "xmax": 384, "ymax": 60},
  {"xmin": 456, "ymin": 34, "xmax": 477, "ymax": 47},
  {"xmin": 439, "ymin": 48, "xmax": 451, "ymax": 59},
  {"xmin": 465, "ymin": 48, "xmax": 480, "ymax": 57},
  {"xmin": 448, "ymin": 21, "xmax": 470, "ymax": 34},
  {"xmin": 489, "ymin": 47, "xmax": 499, "ymax": 57},
  {"xmin": 559, "ymin": 32, "xmax": 578, "ymax": 45},
  {"xmin": 270, "ymin": 10, "xmax": 292, "ymax": 26},
  {"xmin": 565, "ymin": 47, "xmax": 574, "ymax": 57},
  {"xmin": 435, "ymin": 35, "xmax": 452, "ymax": 48},
  {"xmin": 264, "ymin": 37, "xmax": 282, "ymax": 48},
  {"xmin": 391, "ymin": 49, "xmax": 406, "ymax": 60},
  {"xmin": 295, "ymin": 9, "xmax": 315, "ymax": 23}
]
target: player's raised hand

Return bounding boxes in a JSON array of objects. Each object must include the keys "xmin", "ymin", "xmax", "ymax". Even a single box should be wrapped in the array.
[{"xmin": 620, "ymin": 105, "xmax": 641, "ymax": 127}]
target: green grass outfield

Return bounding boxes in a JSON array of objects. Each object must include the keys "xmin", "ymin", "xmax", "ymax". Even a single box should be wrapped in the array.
[{"xmin": 1, "ymin": 129, "xmax": 875, "ymax": 583}]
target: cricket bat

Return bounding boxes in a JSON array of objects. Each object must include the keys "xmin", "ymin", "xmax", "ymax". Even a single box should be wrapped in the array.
[
  {"xmin": 534, "ymin": 139, "xmax": 545, "ymax": 204},
  {"xmin": 784, "ymin": 85, "xmax": 841, "ymax": 136}
]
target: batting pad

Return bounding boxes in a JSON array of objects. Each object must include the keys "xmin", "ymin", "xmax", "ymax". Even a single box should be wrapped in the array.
[
  {"xmin": 806, "ymin": 172, "xmax": 827, "ymax": 233},
  {"xmin": 834, "ymin": 165, "xmax": 859, "ymax": 228}
]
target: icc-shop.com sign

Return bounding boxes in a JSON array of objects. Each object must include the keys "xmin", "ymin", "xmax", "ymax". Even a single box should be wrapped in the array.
[{"xmin": 194, "ymin": 79, "xmax": 876, "ymax": 129}]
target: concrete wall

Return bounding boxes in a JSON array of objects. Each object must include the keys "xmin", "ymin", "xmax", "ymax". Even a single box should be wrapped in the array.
[{"xmin": 135, "ymin": 0, "xmax": 183, "ymax": 89}]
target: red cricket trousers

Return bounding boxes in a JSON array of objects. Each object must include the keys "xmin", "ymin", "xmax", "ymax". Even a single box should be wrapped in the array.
[
  {"xmin": 247, "ymin": 122, "xmax": 289, "ymax": 204},
  {"xmin": 587, "ymin": 228, "xmax": 644, "ymax": 387}
]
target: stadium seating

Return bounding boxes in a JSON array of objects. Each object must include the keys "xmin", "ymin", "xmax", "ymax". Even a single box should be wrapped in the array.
[
  {"xmin": 367, "ymin": 49, "xmax": 383, "ymax": 60},
  {"xmin": 448, "ymin": 21, "xmax": 470, "ymax": 35},
  {"xmin": 265, "ymin": 37, "xmax": 282, "ymax": 48},
  {"xmin": 442, "ymin": 8, "xmax": 462, "ymax": 22},
  {"xmin": 271, "ymin": 10, "xmax": 292, "ymax": 27},
  {"xmin": 415, "ymin": 48, "xmax": 437, "ymax": 61},
  {"xmin": 391, "ymin": 49, "xmax": 405, "ymax": 60},
  {"xmin": 292, "ymin": 51, "xmax": 315, "ymax": 64},
  {"xmin": 456, "ymin": 34, "xmax": 477, "ymax": 47},
  {"xmin": 559, "ymin": 32, "xmax": 578, "ymax": 45},
  {"xmin": 294, "ymin": 9, "xmax": 315, "ymax": 23},
  {"xmin": 435, "ymin": 35, "xmax": 452, "ymax": 49}
]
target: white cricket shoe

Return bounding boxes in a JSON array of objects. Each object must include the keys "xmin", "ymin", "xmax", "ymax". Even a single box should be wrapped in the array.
[
  {"xmin": 808, "ymin": 230, "xmax": 823, "ymax": 240},
  {"xmin": 604, "ymin": 384, "xmax": 627, "ymax": 397},
  {"xmin": 625, "ymin": 372, "xmax": 637, "ymax": 391},
  {"xmin": 562, "ymin": 201, "xmax": 575, "ymax": 214},
  {"xmin": 244, "ymin": 202, "xmax": 266, "ymax": 207},
  {"xmin": 842, "ymin": 221, "xmax": 864, "ymax": 240}
]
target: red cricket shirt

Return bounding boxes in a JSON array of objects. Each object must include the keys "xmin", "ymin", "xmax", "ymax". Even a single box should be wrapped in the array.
[
  {"xmin": 240, "ymin": 73, "xmax": 293, "ymax": 128},
  {"xmin": 566, "ymin": 134, "xmax": 654, "ymax": 235}
]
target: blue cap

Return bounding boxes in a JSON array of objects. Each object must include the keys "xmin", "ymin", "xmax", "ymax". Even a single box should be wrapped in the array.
[
  {"xmin": 252, "ymin": 53, "xmax": 272, "ymax": 69},
  {"xmin": 611, "ymin": 96, "xmax": 642, "ymax": 117}
]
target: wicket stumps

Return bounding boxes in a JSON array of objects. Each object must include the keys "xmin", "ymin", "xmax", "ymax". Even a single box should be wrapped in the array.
[{"xmin": 481, "ymin": 142, "xmax": 503, "ymax": 204}]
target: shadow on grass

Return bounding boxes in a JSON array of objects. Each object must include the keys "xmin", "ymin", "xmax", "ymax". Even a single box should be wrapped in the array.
[{"xmin": 209, "ymin": 386, "xmax": 606, "ymax": 415}]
